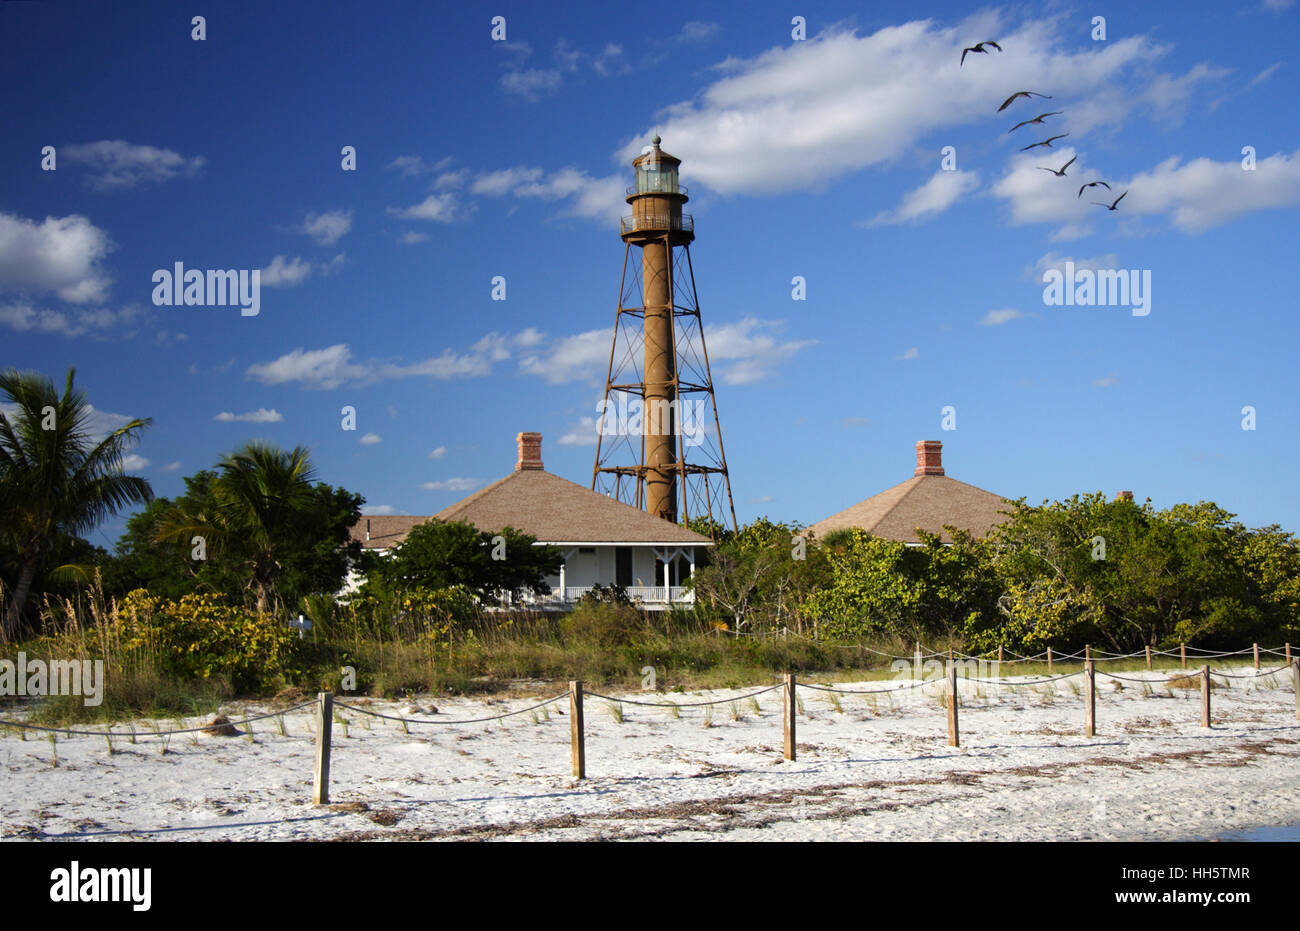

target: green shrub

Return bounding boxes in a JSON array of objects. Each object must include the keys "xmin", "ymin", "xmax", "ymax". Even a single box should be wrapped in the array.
[
  {"xmin": 560, "ymin": 600, "xmax": 642, "ymax": 648},
  {"xmin": 116, "ymin": 589, "xmax": 302, "ymax": 692}
]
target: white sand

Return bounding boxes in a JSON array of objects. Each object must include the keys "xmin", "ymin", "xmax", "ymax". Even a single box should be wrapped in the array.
[{"xmin": 2, "ymin": 665, "xmax": 1298, "ymax": 841}]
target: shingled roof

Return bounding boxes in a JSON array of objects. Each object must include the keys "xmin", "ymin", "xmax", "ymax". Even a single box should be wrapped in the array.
[
  {"xmin": 349, "ymin": 432, "xmax": 711, "ymax": 550},
  {"xmin": 807, "ymin": 440, "xmax": 1012, "ymax": 543}
]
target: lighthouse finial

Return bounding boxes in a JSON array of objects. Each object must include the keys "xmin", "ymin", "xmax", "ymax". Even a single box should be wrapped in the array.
[{"xmin": 652, "ymin": 134, "xmax": 661, "ymax": 145}]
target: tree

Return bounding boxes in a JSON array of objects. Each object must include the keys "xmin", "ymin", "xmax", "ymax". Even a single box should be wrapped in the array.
[
  {"xmin": 153, "ymin": 443, "xmax": 354, "ymax": 613},
  {"xmin": 109, "ymin": 469, "xmax": 361, "ymax": 607},
  {"xmin": 362, "ymin": 519, "xmax": 561, "ymax": 600},
  {"xmin": 801, "ymin": 528, "xmax": 998, "ymax": 644},
  {"xmin": 982, "ymin": 494, "xmax": 1280, "ymax": 652},
  {"xmin": 690, "ymin": 517, "xmax": 831, "ymax": 633},
  {"xmin": 0, "ymin": 367, "xmax": 152, "ymax": 637}
]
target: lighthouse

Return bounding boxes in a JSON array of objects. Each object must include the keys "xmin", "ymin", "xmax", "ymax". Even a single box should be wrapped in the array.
[{"xmin": 592, "ymin": 137, "xmax": 736, "ymax": 534}]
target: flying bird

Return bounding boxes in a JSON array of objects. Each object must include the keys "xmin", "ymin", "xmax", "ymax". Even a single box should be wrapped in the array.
[
  {"xmin": 960, "ymin": 41, "xmax": 1002, "ymax": 66},
  {"xmin": 998, "ymin": 91, "xmax": 1053, "ymax": 112},
  {"xmin": 1093, "ymin": 190, "xmax": 1128, "ymax": 211},
  {"xmin": 1077, "ymin": 180, "xmax": 1112, "ymax": 198},
  {"xmin": 1008, "ymin": 112, "xmax": 1063, "ymax": 133},
  {"xmin": 1019, "ymin": 133, "xmax": 1070, "ymax": 151},
  {"xmin": 1037, "ymin": 156, "xmax": 1077, "ymax": 177}
]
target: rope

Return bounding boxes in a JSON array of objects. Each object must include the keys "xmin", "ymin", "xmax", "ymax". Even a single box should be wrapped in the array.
[
  {"xmin": 584, "ymin": 683, "xmax": 784, "ymax": 707},
  {"xmin": 1209, "ymin": 664, "xmax": 1293, "ymax": 680},
  {"xmin": 0, "ymin": 700, "xmax": 317, "ymax": 738},
  {"xmin": 973, "ymin": 670, "xmax": 1087, "ymax": 686},
  {"xmin": 334, "ymin": 694, "xmax": 567, "ymax": 725},
  {"xmin": 798, "ymin": 677, "xmax": 944, "ymax": 695}
]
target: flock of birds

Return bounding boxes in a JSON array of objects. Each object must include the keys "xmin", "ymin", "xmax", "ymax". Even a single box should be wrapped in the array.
[{"xmin": 962, "ymin": 41, "xmax": 1128, "ymax": 212}]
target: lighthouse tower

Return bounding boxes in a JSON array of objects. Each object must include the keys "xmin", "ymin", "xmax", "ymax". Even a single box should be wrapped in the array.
[{"xmin": 592, "ymin": 136, "xmax": 736, "ymax": 534}]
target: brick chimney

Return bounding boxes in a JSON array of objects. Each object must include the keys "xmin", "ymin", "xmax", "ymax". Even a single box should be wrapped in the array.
[
  {"xmin": 1115, "ymin": 490, "xmax": 1134, "ymax": 502},
  {"xmin": 516, "ymin": 432, "xmax": 543, "ymax": 471},
  {"xmin": 914, "ymin": 440, "xmax": 944, "ymax": 476}
]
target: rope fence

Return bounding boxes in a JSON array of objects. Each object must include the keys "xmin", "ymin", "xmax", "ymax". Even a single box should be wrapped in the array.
[{"xmin": 2, "ymin": 653, "xmax": 1297, "ymax": 805}]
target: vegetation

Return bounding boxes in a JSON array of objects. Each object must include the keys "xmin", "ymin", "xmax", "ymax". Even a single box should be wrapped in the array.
[
  {"xmin": 4, "ymin": 369, "xmax": 1298, "ymax": 726},
  {"xmin": 0, "ymin": 367, "xmax": 152, "ymax": 638}
]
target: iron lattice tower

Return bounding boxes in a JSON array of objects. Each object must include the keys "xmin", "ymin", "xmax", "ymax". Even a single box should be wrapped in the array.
[{"xmin": 592, "ymin": 136, "xmax": 737, "ymax": 535}]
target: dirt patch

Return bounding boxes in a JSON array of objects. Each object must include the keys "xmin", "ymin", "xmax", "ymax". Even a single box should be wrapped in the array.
[{"xmin": 200, "ymin": 716, "xmax": 239, "ymax": 737}]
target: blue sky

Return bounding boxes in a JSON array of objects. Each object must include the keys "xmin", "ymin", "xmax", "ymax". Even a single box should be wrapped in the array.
[{"xmin": 2, "ymin": 0, "xmax": 1298, "ymax": 549}]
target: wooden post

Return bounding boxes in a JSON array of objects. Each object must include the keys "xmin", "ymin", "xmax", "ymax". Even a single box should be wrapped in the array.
[
  {"xmin": 1084, "ymin": 661, "xmax": 1096, "ymax": 737},
  {"xmin": 914, "ymin": 641, "xmax": 922, "ymax": 680},
  {"xmin": 783, "ymin": 673, "xmax": 796, "ymax": 761},
  {"xmin": 1254, "ymin": 643, "xmax": 1260, "ymax": 671},
  {"xmin": 1293, "ymin": 659, "xmax": 1299, "ymax": 722},
  {"xmin": 1146, "ymin": 645, "xmax": 1152, "ymax": 671},
  {"xmin": 998, "ymin": 645, "xmax": 1004, "ymax": 666},
  {"xmin": 1085, "ymin": 644, "xmax": 1091, "ymax": 664},
  {"xmin": 1287, "ymin": 643, "xmax": 1292, "ymax": 666},
  {"xmin": 1200, "ymin": 665, "xmax": 1211, "ymax": 728},
  {"xmin": 569, "ymin": 680, "xmax": 585, "ymax": 779},
  {"xmin": 947, "ymin": 661, "xmax": 960, "ymax": 747},
  {"xmin": 1047, "ymin": 647, "xmax": 1053, "ymax": 673},
  {"xmin": 1181, "ymin": 643, "xmax": 1187, "ymax": 670},
  {"xmin": 313, "ymin": 691, "xmax": 333, "ymax": 805}
]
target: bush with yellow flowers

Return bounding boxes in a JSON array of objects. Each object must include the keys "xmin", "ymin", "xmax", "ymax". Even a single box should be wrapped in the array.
[{"xmin": 115, "ymin": 589, "xmax": 302, "ymax": 692}]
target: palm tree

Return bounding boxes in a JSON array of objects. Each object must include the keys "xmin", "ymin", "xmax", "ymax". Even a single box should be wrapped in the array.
[
  {"xmin": 0, "ymin": 368, "xmax": 153, "ymax": 639},
  {"xmin": 155, "ymin": 441, "xmax": 316, "ymax": 613}
]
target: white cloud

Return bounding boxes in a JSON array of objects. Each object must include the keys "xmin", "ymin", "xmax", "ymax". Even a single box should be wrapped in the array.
[
  {"xmin": 996, "ymin": 143, "xmax": 1300, "ymax": 235},
  {"xmin": 841, "ymin": 417, "xmax": 871, "ymax": 428},
  {"xmin": 246, "ymin": 345, "xmax": 367, "ymax": 390},
  {"xmin": 398, "ymin": 231, "xmax": 429, "ymax": 245},
  {"xmin": 557, "ymin": 416, "xmax": 599, "ymax": 446},
  {"xmin": 120, "ymin": 454, "xmax": 150, "ymax": 471},
  {"xmin": 1030, "ymin": 252, "xmax": 1119, "ymax": 280},
  {"xmin": 519, "ymin": 329, "xmax": 611, "ymax": 383},
  {"xmin": 1122, "ymin": 149, "xmax": 1300, "ymax": 232},
  {"xmin": 0, "ymin": 301, "xmax": 152, "ymax": 338},
  {"xmin": 868, "ymin": 170, "xmax": 979, "ymax": 225},
  {"xmin": 62, "ymin": 140, "xmax": 204, "ymax": 191},
  {"xmin": 260, "ymin": 255, "xmax": 312, "ymax": 288},
  {"xmin": 616, "ymin": 15, "xmax": 1222, "ymax": 202},
  {"xmin": 159, "ymin": 461, "xmax": 182, "ymax": 472},
  {"xmin": 214, "ymin": 408, "xmax": 284, "ymax": 423},
  {"xmin": 0, "ymin": 212, "xmax": 114, "ymax": 303},
  {"xmin": 1249, "ymin": 62, "xmax": 1283, "ymax": 88},
  {"xmin": 501, "ymin": 68, "xmax": 563, "ymax": 99},
  {"xmin": 388, "ymin": 193, "xmax": 462, "ymax": 222},
  {"xmin": 471, "ymin": 166, "xmax": 624, "ymax": 221},
  {"xmin": 895, "ymin": 347, "xmax": 919, "ymax": 360},
  {"xmin": 386, "ymin": 155, "xmax": 454, "ymax": 177},
  {"xmin": 702, "ymin": 317, "xmax": 817, "ymax": 385},
  {"xmin": 422, "ymin": 478, "xmax": 481, "ymax": 492},
  {"xmin": 679, "ymin": 21, "xmax": 720, "ymax": 42},
  {"xmin": 980, "ymin": 308, "xmax": 1025, "ymax": 326},
  {"xmin": 435, "ymin": 169, "xmax": 468, "ymax": 190},
  {"xmin": 246, "ymin": 335, "xmax": 525, "ymax": 390},
  {"xmin": 429, "ymin": 446, "xmax": 447, "ymax": 460},
  {"xmin": 1093, "ymin": 374, "xmax": 1118, "ymax": 388},
  {"xmin": 472, "ymin": 167, "xmax": 543, "ymax": 196},
  {"xmin": 362, "ymin": 505, "xmax": 408, "ymax": 516},
  {"xmin": 359, "ymin": 433, "xmax": 382, "ymax": 445},
  {"xmin": 9, "ymin": 404, "xmax": 148, "ymax": 444},
  {"xmin": 300, "ymin": 209, "xmax": 353, "ymax": 245}
]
